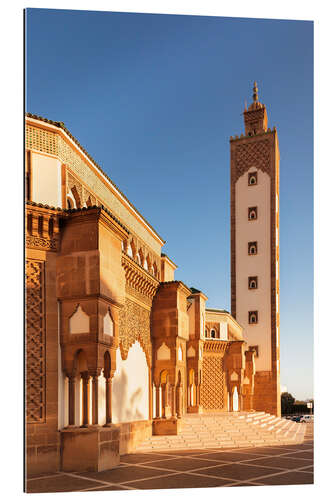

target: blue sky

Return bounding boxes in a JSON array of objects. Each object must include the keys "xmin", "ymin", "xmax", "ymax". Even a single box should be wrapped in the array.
[{"xmin": 25, "ymin": 9, "xmax": 313, "ymax": 400}]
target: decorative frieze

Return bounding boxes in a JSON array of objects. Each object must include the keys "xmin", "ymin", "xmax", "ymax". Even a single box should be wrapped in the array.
[{"xmin": 26, "ymin": 235, "xmax": 58, "ymax": 251}]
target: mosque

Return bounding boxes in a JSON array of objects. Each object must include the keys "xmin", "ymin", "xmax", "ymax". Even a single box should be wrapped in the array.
[{"xmin": 25, "ymin": 83, "xmax": 281, "ymax": 475}]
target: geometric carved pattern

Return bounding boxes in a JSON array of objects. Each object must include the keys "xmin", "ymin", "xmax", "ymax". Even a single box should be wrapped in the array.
[
  {"xmin": 26, "ymin": 125, "xmax": 58, "ymax": 156},
  {"xmin": 26, "ymin": 260, "xmax": 45, "ymax": 423},
  {"xmin": 201, "ymin": 353, "xmax": 226, "ymax": 410},
  {"xmin": 235, "ymin": 139, "xmax": 271, "ymax": 181},
  {"xmin": 119, "ymin": 298, "xmax": 152, "ymax": 365},
  {"xmin": 26, "ymin": 235, "xmax": 57, "ymax": 251}
]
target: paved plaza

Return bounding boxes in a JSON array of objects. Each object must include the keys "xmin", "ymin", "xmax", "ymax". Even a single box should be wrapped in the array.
[{"xmin": 25, "ymin": 423, "xmax": 313, "ymax": 493}]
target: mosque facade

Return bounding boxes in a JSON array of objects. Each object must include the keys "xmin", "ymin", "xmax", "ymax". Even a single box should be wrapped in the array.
[{"xmin": 25, "ymin": 84, "xmax": 280, "ymax": 475}]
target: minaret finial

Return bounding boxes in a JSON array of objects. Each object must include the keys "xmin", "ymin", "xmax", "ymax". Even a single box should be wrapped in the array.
[{"xmin": 253, "ymin": 81, "xmax": 258, "ymax": 102}]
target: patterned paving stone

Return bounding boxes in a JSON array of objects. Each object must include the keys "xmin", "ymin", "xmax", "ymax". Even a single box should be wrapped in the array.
[
  {"xmin": 126, "ymin": 472, "xmax": 235, "ymax": 489},
  {"xmin": 120, "ymin": 453, "xmax": 177, "ymax": 464},
  {"xmin": 191, "ymin": 451, "xmax": 265, "ymax": 462},
  {"xmin": 244, "ymin": 456, "xmax": 314, "ymax": 470},
  {"xmin": 139, "ymin": 457, "xmax": 229, "ymax": 471},
  {"xmin": 76, "ymin": 465, "xmax": 176, "ymax": 483},
  {"xmin": 193, "ymin": 463, "xmax": 280, "ymax": 481},
  {"xmin": 26, "ymin": 474, "xmax": 103, "ymax": 493},
  {"xmin": 254, "ymin": 471, "xmax": 314, "ymax": 485}
]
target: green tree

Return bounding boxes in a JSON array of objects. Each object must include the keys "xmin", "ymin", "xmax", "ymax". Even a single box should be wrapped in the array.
[{"xmin": 281, "ymin": 392, "xmax": 295, "ymax": 415}]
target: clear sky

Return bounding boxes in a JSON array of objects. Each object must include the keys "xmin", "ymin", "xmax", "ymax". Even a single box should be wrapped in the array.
[{"xmin": 25, "ymin": 8, "xmax": 313, "ymax": 400}]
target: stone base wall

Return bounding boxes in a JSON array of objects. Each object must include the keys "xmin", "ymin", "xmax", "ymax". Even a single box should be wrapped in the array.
[
  {"xmin": 26, "ymin": 426, "xmax": 60, "ymax": 477},
  {"xmin": 116, "ymin": 420, "xmax": 152, "ymax": 455},
  {"xmin": 253, "ymin": 371, "xmax": 281, "ymax": 416},
  {"xmin": 153, "ymin": 417, "xmax": 182, "ymax": 435},
  {"xmin": 61, "ymin": 426, "xmax": 120, "ymax": 472}
]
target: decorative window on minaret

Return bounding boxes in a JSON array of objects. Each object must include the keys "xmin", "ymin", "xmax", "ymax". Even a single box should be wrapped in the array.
[
  {"xmin": 248, "ymin": 276, "xmax": 258, "ymax": 289},
  {"xmin": 248, "ymin": 311, "xmax": 258, "ymax": 324},
  {"xmin": 248, "ymin": 207, "xmax": 258, "ymax": 220},
  {"xmin": 248, "ymin": 241, "xmax": 258, "ymax": 255},
  {"xmin": 248, "ymin": 172, "xmax": 257, "ymax": 186}
]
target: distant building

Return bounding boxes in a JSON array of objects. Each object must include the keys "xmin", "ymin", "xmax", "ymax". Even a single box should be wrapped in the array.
[{"xmin": 25, "ymin": 83, "xmax": 279, "ymax": 475}]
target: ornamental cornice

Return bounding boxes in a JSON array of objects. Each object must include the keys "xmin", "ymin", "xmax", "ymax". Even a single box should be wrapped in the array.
[
  {"xmin": 203, "ymin": 340, "xmax": 230, "ymax": 354},
  {"xmin": 122, "ymin": 253, "xmax": 159, "ymax": 302}
]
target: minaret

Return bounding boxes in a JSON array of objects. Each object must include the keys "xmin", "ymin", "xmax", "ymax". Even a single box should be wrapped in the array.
[{"xmin": 230, "ymin": 82, "xmax": 280, "ymax": 416}]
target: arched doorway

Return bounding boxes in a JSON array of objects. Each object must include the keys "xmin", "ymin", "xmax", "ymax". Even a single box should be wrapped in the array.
[{"xmin": 232, "ymin": 386, "xmax": 239, "ymax": 412}]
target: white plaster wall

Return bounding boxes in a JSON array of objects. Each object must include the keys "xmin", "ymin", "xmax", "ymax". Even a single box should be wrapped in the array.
[
  {"xmin": 112, "ymin": 341, "xmax": 149, "ymax": 423},
  {"xmin": 220, "ymin": 322, "xmax": 228, "ymax": 340},
  {"xmin": 235, "ymin": 169, "xmax": 271, "ymax": 371},
  {"xmin": 31, "ymin": 152, "xmax": 62, "ymax": 207}
]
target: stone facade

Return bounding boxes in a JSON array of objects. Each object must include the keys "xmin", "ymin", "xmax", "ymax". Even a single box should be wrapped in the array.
[{"xmin": 25, "ymin": 89, "xmax": 281, "ymax": 475}]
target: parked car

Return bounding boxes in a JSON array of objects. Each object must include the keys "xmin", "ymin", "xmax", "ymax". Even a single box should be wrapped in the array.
[
  {"xmin": 292, "ymin": 416, "xmax": 302, "ymax": 422},
  {"xmin": 300, "ymin": 415, "xmax": 313, "ymax": 422}
]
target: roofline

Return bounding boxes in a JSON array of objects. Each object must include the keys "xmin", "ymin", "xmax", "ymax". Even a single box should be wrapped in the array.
[
  {"xmin": 161, "ymin": 253, "xmax": 178, "ymax": 269},
  {"xmin": 206, "ymin": 308, "xmax": 230, "ymax": 313},
  {"xmin": 25, "ymin": 113, "xmax": 166, "ymax": 246}
]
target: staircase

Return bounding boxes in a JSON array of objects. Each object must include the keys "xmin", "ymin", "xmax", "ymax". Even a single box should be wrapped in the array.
[{"xmin": 135, "ymin": 412, "xmax": 306, "ymax": 452}]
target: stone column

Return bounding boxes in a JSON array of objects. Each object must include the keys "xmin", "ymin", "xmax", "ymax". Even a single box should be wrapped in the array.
[
  {"xmin": 81, "ymin": 372, "xmax": 90, "ymax": 427},
  {"xmin": 161, "ymin": 383, "xmax": 167, "ymax": 418},
  {"xmin": 91, "ymin": 371, "xmax": 100, "ymax": 425},
  {"xmin": 196, "ymin": 384, "xmax": 201, "ymax": 406},
  {"xmin": 68, "ymin": 375, "xmax": 76, "ymax": 426},
  {"xmin": 171, "ymin": 385, "xmax": 176, "ymax": 417},
  {"xmin": 104, "ymin": 376, "xmax": 112, "ymax": 426},
  {"xmin": 176, "ymin": 385, "xmax": 182, "ymax": 418},
  {"xmin": 155, "ymin": 384, "xmax": 160, "ymax": 418}
]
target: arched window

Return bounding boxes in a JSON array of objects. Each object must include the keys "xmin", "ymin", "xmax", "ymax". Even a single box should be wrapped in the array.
[
  {"xmin": 127, "ymin": 243, "xmax": 133, "ymax": 258},
  {"xmin": 27, "ymin": 213, "xmax": 33, "ymax": 235},
  {"xmin": 248, "ymin": 276, "xmax": 258, "ymax": 289},
  {"xmin": 71, "ymin": 186, "xmax": 81, "ymax": 209},
  {"xmin": 38, "ymin": 215, "xmax": 43, "ymax": 237},
  {"xmin": 248, "ymin": 207, "xmax": 257, "ymax": 220},
  {"xmin": 248, "ymin": 242, "xmax": 257, "ymax": 255},
  {"xmin": 248, "ymin": 311, "xmax": 258, "ymax": 324},
  {"xmin": 248, "ymin": 172, "xmax": 257, "ymax": 186},
  {"xmin": 211, "ymin": 329, "xmax": 216, "ymax": 339},
  {"xmin": 48, "ymin": 218, "xmax": 54, "ymax": 238},
  {"xmin": 67, "ymin": 197, "xmax": 74, "ymax": 209}
]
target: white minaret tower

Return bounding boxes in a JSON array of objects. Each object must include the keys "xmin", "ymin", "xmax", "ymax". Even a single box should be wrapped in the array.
[{"xmin": 230, "ymin": 82, "xmax": 280, "ymax": 416}]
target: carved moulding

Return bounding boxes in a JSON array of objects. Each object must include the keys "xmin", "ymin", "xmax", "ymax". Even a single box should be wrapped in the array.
[
  {"xmin": 26, "ymin": 235, "xmax": 58, "ymax": 251},
  {"xmin": 203, "ymin": 340, "xmax": 230, "ymax": 355},
  {"xmin": 119, "ymin": 297, "xmax": 152, "ymax": 366},
  {"xmin": 122, "ymin": 253, "xmax": 159, "ymax": 306}
]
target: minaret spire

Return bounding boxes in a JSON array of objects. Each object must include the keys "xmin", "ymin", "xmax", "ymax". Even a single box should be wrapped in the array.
[
  {"xmin": 252, "ymin": 81, "xmax": 258, "ymax": 102},
  {"xmin": 243, "ymin": 81, "xmax": 268, "ymax": 135}
]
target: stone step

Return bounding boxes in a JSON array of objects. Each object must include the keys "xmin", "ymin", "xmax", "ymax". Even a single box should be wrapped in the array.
[{"xmin": 135, "ymin": 411, "xmax": 305, "ymax": 453}]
